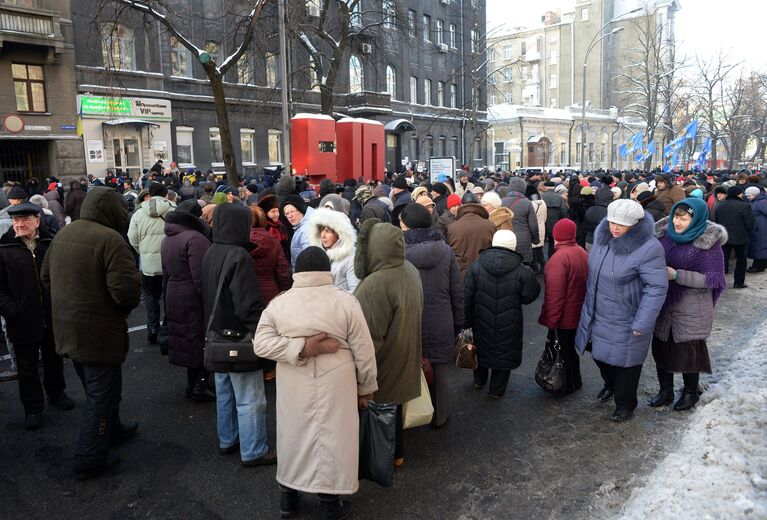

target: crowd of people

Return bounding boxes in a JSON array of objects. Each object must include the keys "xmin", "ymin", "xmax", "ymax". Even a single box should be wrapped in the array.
[{"xmin": 1, "ymin": 163, "xmax": 765, "ymax": 519}]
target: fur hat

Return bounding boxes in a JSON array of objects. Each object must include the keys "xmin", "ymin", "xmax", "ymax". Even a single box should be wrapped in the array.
[
  {"xmin": 258, "ymin": 194, "xmax": 280, "ymax": 214},
  {"xmin": 727, "ymin": 185, "xmax": 743, "ymax": 198},
  {"xmin": 492, "ymin": 230, "xmax": 517, "ymax": 251},
  {"xmin": 432, "ymin": 182, "xmax": 449, "ymax": 196},
  {"xmin": 489, "ymin": 206, "xmax": 513, "ymax": 228},
  {"xmin": 606, "ymin": 199, "xmax": 644, "ymax": 227}
]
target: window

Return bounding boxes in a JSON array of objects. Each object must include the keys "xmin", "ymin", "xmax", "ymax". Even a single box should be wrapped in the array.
[
  {"xmin": 383, "ymin": 0, "xmax": 395, "ymax": 29},
  {"xmin": 439, "ymin": 136, "xmax": 447, "ymax": 156},
  {"xmin": 176, "ymin": 127, "xmax": 195, "ymax": 166},
  {"xmin": 502, "ymin": 68, "xmax": 513, "ymax": 82},
  {"xmin": 450, "ymin": 136, "xmax": 459, "ymax": 157},
  {"xmin": 241, "ymin": 129, "xmax": 255, "ymax": 164},
  {"xmin": 386, "ymin": 66, "xmax": 396, "ymax": 100},
  {"xmin": 410, "ymin": 136, "xmax": 419, "ymax": 158},
  {"xmin": 470, "ymin": 30, "xmax": 478, "ymax": 53},
  {"xmin": 422, "ymin": 15, "xmax": 431, "ymax": 42},
  {"xmin": 521, "ymin": 41, "xmax": 527, "ymax": 58},
  {"xmin": 204, "ymin": 40, "xmax": 220, "ymax": 64},
  {"xmin": 268, "ymin": 130, "xmax": 282, "ymax": 164},
  {"xmin": 474, "ymin": 137, "xmax": 482, "ymax": 160},
  {"xmin": 306, "ymin": 0, "xmax": 320, "ymax": 17},
  {"xmin": 209, "ymin": 129, "xmax": 223, "ymax": 165},
  {"xmin": 487, "ymin": 73, "xmax": 496, "ymax": 85},
  {"xmin": 12, "ymin": 63, "xmax": 46, "ymax": 113},
  {"xmin": 549, "ymin": 73, "xmax": 557, "ymax": 89},
  {"xmin": 494, "ymin": 142, "xmax": 506, "ymax": 167},
  {"xmin": 408, "ymin": 9, "xmax": 417, "ymax": 36},
  {"xmin": 550, "ymin": 97, "xmax": 557, "ymax": 108},
  {"xmin": 349, "ymin": 54, "xmax": 363, "ymax": 93},
  {"xmin": 101, "ymin": 23, "xmax": 135, "ymax": 71},
  {"xmin": 410, "ymin": 75, "xmax": 418, "ymax": 103},
  {"xmin": 576, "ymin": 142, "xmax": 581, "ymax": 163},
  {"xmin": 504, "ymin": 46, "xmax": 513, "ymax": 60},
  {"xmin": 424, "ymin": 79, "xmax": 431, "ymax": 105},
  {"xmin": 266, "ymin": 52, "xmax": 279, "ymax": 87},
  {"xmin": 435, "ymin": 19, "xmax": 444, "ymax": 45},
  {"xmin": 450, "ymin": 84, "xmax": 457, "ymax": 108},
  {"xmin": 437, "ymin": 81, "xmax": 444, "ymax": 107},
  {"xmin": 503, "ymin": 91, "xmax": 513, "ymax": 103},
  {"xmin": 487, "ymin": 47, "xmax": 496, "ymax": 62},
  {"xmin": 600, "ymin": 143, "xmax": 606, "ymax": 164},
  {"xmin": 489, "ymin": 92, "xmax": 497, "ymax": 105},
  {"xmin": 349, "ymin": 1, "xmax": 362, "ymax": 30},
  {"xmin": 170, "ymin": 37, "xmax": 192, "ymax": 77},
  {"xmin": 581, "ymin": 8, "xmax": 589, "ymax": 21},
  {"xmin": 550, "ymin": 49, "xmax": 558, "ymax": 65},
  {"xmin": 449, "ymin": 24, "xmax": 456, "ymax": 48},
  {"xmin": 237, "ymin": 50, "xmax": 253, "ymax": 85},
  {"xmin": 560, "ymin": 143, "xmax": 567, "ymax": 164}
]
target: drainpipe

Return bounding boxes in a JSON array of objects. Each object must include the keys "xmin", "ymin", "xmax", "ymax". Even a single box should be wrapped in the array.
[
  {"xmin": 611, "ymin": 122, "xmax": 620, "ymax": 169},
  {"xmin": 460, "ymin": 0, "xmax": 466, "ymax": 166},
  {"xmin": 570, "ymin": 17, "xmax": 575, "ymax": 106},
  {"xmin": 567, "ymin": 118, "xmax": 575, "ymax": 166},
  {"xmin": 518, "ymin": 117, "xmax": 524, "ymax": 168}
]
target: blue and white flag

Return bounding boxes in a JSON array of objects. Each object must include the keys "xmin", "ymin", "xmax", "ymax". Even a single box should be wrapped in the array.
[
  {"xmin": 699, "ymin": 137, "xmax": 712, "ymax": 156},
  {"xmin": 663, "ymin": 161, "xmax": 672, "ymax": 173},
  {"xmin": 628, "ymin": 132, "xmax": 644, "ymax": 152},
  {"xmin": 646, "ymin": 141, "xmax": 656, "ymax": 158},
  {"xmin": 618, "ymin": 143, "xmax": 628, "ymax": 157},
  {"xmin": 683, "ymin": 120, "xmax": 699, "ymax": 141}
]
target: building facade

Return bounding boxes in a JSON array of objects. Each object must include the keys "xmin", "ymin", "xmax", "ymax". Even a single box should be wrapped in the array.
[{"xmin": 0, "ymin": 0, "xmax": 84, "ymax": 184}]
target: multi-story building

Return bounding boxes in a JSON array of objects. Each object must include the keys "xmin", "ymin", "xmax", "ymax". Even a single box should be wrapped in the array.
[
  {"xmin": 68, "ymin": 0, "xmax": 488, "ymax": 183},
  {"xmin": 487, "ymin": 0, "xmax": 679, "ymax": 171},
  {"xmin": 0, "ymin": 0, "xmax": 84, "ymax": 184}
]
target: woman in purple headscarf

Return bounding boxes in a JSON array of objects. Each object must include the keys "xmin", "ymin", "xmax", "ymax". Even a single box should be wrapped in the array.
[{"xmin": 651, "ymin": 197, "xmax": 727, "ymax": 412}]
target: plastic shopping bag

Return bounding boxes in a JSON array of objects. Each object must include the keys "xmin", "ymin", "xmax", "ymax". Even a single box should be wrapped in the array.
[
  {"xmin": 359, "ymin": 401, "xmax": 396, "ymax": 487},
  {"xmin": 403, "ymin": 370, "xmax": 434, "ymax": 429}
]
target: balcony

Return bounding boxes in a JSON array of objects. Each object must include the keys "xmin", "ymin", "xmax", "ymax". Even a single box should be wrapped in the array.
[
  {"xmin": 343, "ymin": 91, "xmax": 392, "ymax": 115},
  {"xmin": 525, "ymin": 50, "xmax": 541, "ymax": 61},
  {"xmin": 0, "ymin": 4, "xmax": 65, "ymax": 52}
]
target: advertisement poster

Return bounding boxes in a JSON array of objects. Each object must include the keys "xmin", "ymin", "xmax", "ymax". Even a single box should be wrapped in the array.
[
  {"xmin": 153, "ymin": 141, "xmax": 168, "ymax": 161},
  {"xmin": 86, "ymin": 140, "xmax": 104, "ymax": 163}
]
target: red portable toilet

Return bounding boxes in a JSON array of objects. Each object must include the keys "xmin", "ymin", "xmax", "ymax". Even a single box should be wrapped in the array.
[
  {"xmin": 358, "ymin": 118, "xmax": 385, "ymax": 182},
  {"xmin": 336, "ymin": 118, "xmax": 363, "ymax": 182},
  {"xmin": 290, "ymin": 113, "xmax": 337, "ymax": 181}
]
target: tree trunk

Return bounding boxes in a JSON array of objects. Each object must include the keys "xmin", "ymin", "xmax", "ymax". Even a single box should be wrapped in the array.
[
  {"xmin": 207, "ymin": 69, "xmax": 239, "ymax": 187},
  {"xmin": 320, "ymin": 84, "xmax": 334, "ymax": 115}
]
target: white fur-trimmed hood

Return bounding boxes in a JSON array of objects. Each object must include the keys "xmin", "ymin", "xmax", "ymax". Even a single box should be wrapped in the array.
[{"xmin": 308, "ymin": 208, "xmax": 357, "ymax": 262}]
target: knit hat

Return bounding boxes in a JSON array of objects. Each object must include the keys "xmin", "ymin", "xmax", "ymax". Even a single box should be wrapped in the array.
[
  {"xmin": 482, "ymin": 191, "xmax": 502, "ymax": 210},
  {"xmin": 294, "ymin": 246, "xmax": 331, "ymax": 273},
  {"xmin": 401, "ymin": 203, "xmax": 433, "ymax": 229},
  {"xmin": 246, "ymin": 182, "xmax": 259, "ymax": 194},
  {"xmin": 727, "ymin": 185, "xmax": 743, "ymax": 198},
  {"xmin": 432, "ymin": 182, "xmax": 449, "ymax": 196},
  {"xmin": 492, "ymin": 230, "xmax": 517, "ymax": 251},
  {"xmin": 472, "ymin": 186, "xmax": 485, "ymax": 195},
  {"xmin": 606, "ymin": 199, "xmax": 645, "ymax": 227},
  {"xmin": 355, "ymin": 185, "xmax": 375, "ymax": 205},
  {"xmin": 554, "ymin": 184, "xmax": 567, "ymax": 194},
  {"xmin": 8, "ymin": 186, "xmax": 27, "ymax": 200},
  {"xmin": 392, "ymin": 176, "xmax": 408, "ymax": 190},
  {"xmin": 631, "ymin": 182, "xmax": 650, "ymax": 197},
  {"xmin": 7, "ymin": 201, "xmax": 41, "ymax": 217},
  {"xmin": 580, "ymin": 186, "xmax": 594, "ymax": 196},
  {"xmin": 282, "ymin": 194, "xmax": 307, "ymax": 215},
  {"xmin": 447, "ymin": 193, "xmax": 462, "ymax": 209},
  {"xmin": 176, "ymin": 198, "xmax": 203, "ymax": 217},
  {"xmin": 508, "ymin": 177, "xmax": 526, "ymax": 194},
  {"xmin": 552, "ymin": 218, "xmax": 577, "ymax": 242},
  {"xmin": 744, "ymin": 186, "xmax": 760, "ymax": 198}
]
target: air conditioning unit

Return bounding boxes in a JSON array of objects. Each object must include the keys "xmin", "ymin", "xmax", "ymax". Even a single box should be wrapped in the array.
[
  {"xmin": 441, "ymin": 0, "xmax": 450, "ymax": 5},
  {"xmin": 360, "ymin": 43, "xmax": 372, "ymax": 54},
  {"xmin": 439, "ymin": 43, "xmax": 448, "ymax": 53}
]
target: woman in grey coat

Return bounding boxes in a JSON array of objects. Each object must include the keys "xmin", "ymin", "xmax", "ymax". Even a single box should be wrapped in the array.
[
  {"xmin": 500, "ymin": 178, "xmax": 540, "ymax": 264},
  {"xmin": 576, "ymin": 199, "xmax": 668, "ymax": 422}
]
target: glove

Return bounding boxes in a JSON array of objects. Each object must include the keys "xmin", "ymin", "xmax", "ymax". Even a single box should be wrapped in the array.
[{"xmin": 301, "ymin": 333, "xmax": 340, "ymax": 358}]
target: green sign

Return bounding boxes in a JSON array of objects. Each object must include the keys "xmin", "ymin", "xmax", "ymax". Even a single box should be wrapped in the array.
[{"xmin": 80, "ymin": 96, "xmax": 131, "ymax": 116}]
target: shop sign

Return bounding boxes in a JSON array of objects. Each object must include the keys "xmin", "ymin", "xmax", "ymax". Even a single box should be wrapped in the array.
[{"xmin": 80, "ymin": 96, "xmax": 172, "ymax": 121}]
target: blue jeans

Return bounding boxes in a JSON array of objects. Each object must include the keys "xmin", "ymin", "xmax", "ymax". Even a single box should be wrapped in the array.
[
  {"xmin": 215, "ymin": 371, "xmax": 268, "ymax": 461},
  {"xmin": 141, "ymin": 274, "xmax": 163, "ymax": 334}
]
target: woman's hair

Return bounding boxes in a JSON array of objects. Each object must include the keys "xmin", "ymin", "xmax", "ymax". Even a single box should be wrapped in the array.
[
  {"xmin": 319, "ymin": 225, "xmax": 338, "ymax": 236},
  {"xmin": 673, "ymin": 205, "xmax": 692, "ymax": 218},
  {"xmin": 250, "ymin": 205, "xmax": 266, "ymax": 228}
]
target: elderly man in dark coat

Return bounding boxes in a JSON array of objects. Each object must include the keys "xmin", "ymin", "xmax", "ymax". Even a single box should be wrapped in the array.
[
  {"xmin": 41, "ymin": 187, "xmax": 142, "ymax": 479},
  {"xmin": 502, "ymin": 177, "xmax": 540, "ymax": 264},
  {"xmin": 713, "ymin": 186, "xmax": 755, "ymax": 288}
]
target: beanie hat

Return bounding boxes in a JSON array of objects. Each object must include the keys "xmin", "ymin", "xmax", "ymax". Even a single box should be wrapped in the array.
[
  {"xmin": 432, "ymin": 182, "xmax": 449, "ymax": 196},
  {"xmin": 149, "ymin": 182, "xmax": 168, "ymax": 197},
  {"xmin": 176, "ymin": 198, "xmax": 203, "ymax": 217},
  {"xmin": 636, "ymin": 190, "xmax": 653, "ymax": 203},
  {"xmin": 355, "ymin": 185, "xmax": 374, "ymax": 205},
  {"xmin": 552, "ymin": 218, "xmax": 577, "ymax": 242},
  {"xmin": 447, "ymin": 193, "xmax": 462, "ymax": 209},
  {"xmin": 246, "ymin": 182, "xmax": 259, "ymax": 194},
  {"xmin": 482, "ymin": 191, "xmax": 502, "ymax": 210},
  {"xmin": 508, "ymin": 177, "xmax": 526, "ymax": 194},
  {"xmin": 47, "ymin": 182, "xmax": 58, "ymax": 192},
  {"xmin": 215, "ymin": 185, "xmax": 234, "ymax": 194},
  {"xmin": 282, "ymin": 194, "xmax": 307, "ymax": 215},
  {"xmin": 611, "ymin": 187, "xmax": 623, "ymax": 200},
  {"xmin": 343, "ymin": 178, "xmax": 357, "ymax": 188},
  {"xmin": 492, "ymin": 230, "xmax": 517, "ymax": 251},
  {"xmin": 294, "ymin": 246, "xmax": 331, "ymax": 273},
  {"xmin": 606, "ymin": 199, "xmax": 645, "ymax": 227},
  {"xmin": 727, "ymin": 185, "xmax": 743, "ymax": 198},
  {"xmin": 8, "ymin": 186, "xmax": 28, "ymax": 200},
  {"xmin": 580, "ymin": 186, "xmax": 594, "ymax": 196},
  {"xmin": 744, "ymin": 186, "xmax": 760, "ymax": 198},
  {"xmin": 392, "ymin": 176, "xmax": 408, "ymax": 190},
  {"xmin": 472, "ymin": 186, "xmax": 485, "ymax": 195},
  {"xmin": 401, "ymin": 203, "xmax": 433, "ymax": 229}
]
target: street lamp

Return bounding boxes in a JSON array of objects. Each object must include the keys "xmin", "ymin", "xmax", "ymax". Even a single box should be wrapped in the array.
[{"xmin": 578, "ymin": 7, "xmax": 642, "ymax": 173}]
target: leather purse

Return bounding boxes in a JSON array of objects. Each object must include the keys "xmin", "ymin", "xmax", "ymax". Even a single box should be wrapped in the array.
[
  {"xmin": 454, "ymin": 329, "xmax": 478, "ymax": 370},
  {"xmin": 535, "ymin": 330, "xmax": 567, "ymax": 394}
]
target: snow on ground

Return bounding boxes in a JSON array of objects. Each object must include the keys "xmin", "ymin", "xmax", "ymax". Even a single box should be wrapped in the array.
[{"xmin": 619, "ymin": 325, "xmax": 767, "ymax": 519}]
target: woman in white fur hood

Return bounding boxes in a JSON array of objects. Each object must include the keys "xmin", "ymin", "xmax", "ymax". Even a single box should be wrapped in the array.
[{"xmin": 308, "ymin": 207, "xmax": 359, "ymax": 292}]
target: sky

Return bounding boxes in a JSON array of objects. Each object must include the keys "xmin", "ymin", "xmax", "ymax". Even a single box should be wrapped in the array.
[{"xmin": 486, "ymin": 0, "xmax": 767, "ymax": 73}]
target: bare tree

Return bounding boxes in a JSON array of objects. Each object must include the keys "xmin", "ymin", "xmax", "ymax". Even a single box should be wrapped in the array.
[{"xmin": 96, "ymin": 0, "xmax": 268, "ymax": 187}]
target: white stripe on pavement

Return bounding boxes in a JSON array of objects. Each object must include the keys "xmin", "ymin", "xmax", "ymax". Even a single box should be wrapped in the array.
[{"xmin": 128, "ymin": 325, "xmax": 148, "ymax": 333}]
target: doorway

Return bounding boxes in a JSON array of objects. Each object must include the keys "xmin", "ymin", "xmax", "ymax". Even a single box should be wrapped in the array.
[
  {"xmin": 112, "ymin": 137, "xmax": 142, "ymax": 177},
  {"xmin": 385, "ymin": 133, "xmax": 401, "ymax": 173}
]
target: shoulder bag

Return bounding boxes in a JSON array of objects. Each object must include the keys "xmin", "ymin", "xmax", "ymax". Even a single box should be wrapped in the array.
[{"xmin": 534, "ymin": 329, "xmax": 567, "ymax": 394}]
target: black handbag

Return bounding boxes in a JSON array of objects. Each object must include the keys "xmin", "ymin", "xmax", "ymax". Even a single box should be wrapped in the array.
[
  {"xmin": 203, "ymin": 250, "xmax": 262, "ymax": 373},
  {"xmin": 359, "ymin": 401, "xmax": 397, "ymax": 487},
  {"xmin": 535, "ymin": 330, "xmax": 567, "ymax": 394}
]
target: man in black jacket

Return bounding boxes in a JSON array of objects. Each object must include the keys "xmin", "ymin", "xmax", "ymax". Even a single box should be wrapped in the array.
[
  {"xmin": 0, "ymin": 203, "xmax": 72, "ymax": 430},
  {"xmin": 713, "ymin": 186, "xmax": 755, "ymax": 288}
]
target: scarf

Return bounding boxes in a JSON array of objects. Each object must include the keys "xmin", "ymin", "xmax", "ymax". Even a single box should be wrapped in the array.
[
  {"xmin": 666, "ymin": 197, "xmax": 709, "ymax": 244},
  {"xmin": 266, "ymin": 219, "xmax": 288, "ymax": 244},
  {"xmin": 660, "ymin": 231, "xmax": 726, "ymax": 309}
]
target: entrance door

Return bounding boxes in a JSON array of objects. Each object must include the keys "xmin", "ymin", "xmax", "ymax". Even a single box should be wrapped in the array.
[
  {"xmin": 112, "ymin": 137, "xmax": 142, "ymax": 177},
  {"xmin": 385, "ymin": 133, "xmax": 401, "ymax": 172}
]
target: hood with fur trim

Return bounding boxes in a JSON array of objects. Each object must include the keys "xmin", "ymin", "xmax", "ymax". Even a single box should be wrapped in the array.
[
  {"xmin": 595, "ymin": 211, "xmax": 656, "ymax": 256},
  {"xmin": 654, "ymin": 216, "xmax": 728, "ymax": 251},
  {"xmin": 354, "ymin": 218, "xmax": 404, "ymax": 280},
  {"xmin": 308, "ymin": 207, "xmax": 357, "ymax": 262}
]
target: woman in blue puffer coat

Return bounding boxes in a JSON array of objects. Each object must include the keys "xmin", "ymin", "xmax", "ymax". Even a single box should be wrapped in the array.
[{"xmin": 575, "ymin": 199, "xmax": 668, "ymax": 422}]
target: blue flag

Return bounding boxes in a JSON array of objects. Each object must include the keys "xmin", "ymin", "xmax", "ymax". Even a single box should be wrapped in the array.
[
  {"xmin": 663, "ymin": 142, "xmax": 674, "ymax": 157},
  {"xmin": 646, "ymin": 141, "xmax": 656, "ymax": 158},
  {"xmin": 663, "ymin": 162, "xmax": 672, "ymax": 173},
  {"xmin": 683, "ymin": 120, "xmax": 699, "ymax": 140},
  {"xmin": 618, "ymin": 143, "xmax": 628, "ymax": 157},
  {"xmin": 700, "ymin": 137, "xmax": 712, "ymax": 156},
  {"xmin": 629, "ymin": 132, "xmax": 644, "ymax": 151}
]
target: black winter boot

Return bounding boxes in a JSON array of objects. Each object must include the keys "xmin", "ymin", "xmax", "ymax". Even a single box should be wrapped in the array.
[
  {"xmin": 674, "ymin": 388, "xmax": 700, "ymax": 411},
  {"xmin": 191, "ymin": 370, "xmax": 216, "ymax": 403},
  {"xmin": 649, "ymin": 368, "xmax": 674, "ymax": 407},
  {"xmin": 318, "ymin": 494, "xmax": 352, "ymax": 520},
  {"xmin": 280, "ymin": 485, "xmax": 299, "ymax": 518}
]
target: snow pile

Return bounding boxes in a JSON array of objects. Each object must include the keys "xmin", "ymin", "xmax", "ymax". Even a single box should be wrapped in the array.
[{"xmin": 620, "ymin": 330, "xmax": 767, "ymax": 519}]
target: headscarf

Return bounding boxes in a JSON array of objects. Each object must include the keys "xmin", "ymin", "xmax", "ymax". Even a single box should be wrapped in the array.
[{"xmin": 666, "ymin": 197, "xmax": 709, "ymax": 244}]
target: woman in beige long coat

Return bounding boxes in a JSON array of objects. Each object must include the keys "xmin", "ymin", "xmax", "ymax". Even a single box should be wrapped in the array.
[{"xmin": 253, "ymin": 247, "xmax": 378, "ymax": 520}]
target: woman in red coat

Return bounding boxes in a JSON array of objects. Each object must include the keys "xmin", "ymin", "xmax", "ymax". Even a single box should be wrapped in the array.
[
  {"xmin": 249, "ymin": 206, "xmax": 292, "ymax": 305},
  {"xmin": 538, "ymin": 218, "xmax": 588, "ymax": 393}
]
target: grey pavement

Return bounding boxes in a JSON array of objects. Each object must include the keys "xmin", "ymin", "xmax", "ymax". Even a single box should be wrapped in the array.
[{"xmin": 1, "ymin": 271, "xmax": 764, "ymax": 520}]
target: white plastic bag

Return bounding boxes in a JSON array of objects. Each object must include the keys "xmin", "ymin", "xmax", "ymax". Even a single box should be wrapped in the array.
[{"xmin": 403, "ymin": 370, "xmax": 434, "ymax": 429}]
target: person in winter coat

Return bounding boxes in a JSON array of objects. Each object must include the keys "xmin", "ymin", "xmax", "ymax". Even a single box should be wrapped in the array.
[
  {"xmin": 249, "ymin": 206, "xmax": 292, "ymax": 304},
  {"xmin": 636, "ymin": 191, "xmax": 666, "ymax": 222},
  {"xmin": 654, "ymin": 174, "xmax": 686, "ymax": 216},
  {"xmin": 651, "ymin": 198, "xmax": 726, "ymax": 412},
  {"xmin": 29, "ymin": 195, "xmax": 61, "ymax": 233},
  {"xmin": 308, "ymin": 207, "xmax": 359, "ymax": 292},
  {"xmin": 128, "ymin": 182, "xmax": 175, "ymax": 343},
  {"xmin": 530, "ymin": 199, "xmax": 547, "ymax": 272},
  {"xmin": 41, "ymin": 187, "xmax": 142, "ymax": 479},
  {"xmin": 390, "ymin": 176, "xmax": 412, "ymax": 228},
  {"xmin": 537, "ymin": 219, "xmax": 588, "ymax": 393},
  {"xmin": 353, "ymin": 218, "xmax": 423, "ymax": 467},
  {"xmin": 65, "ymin": 181, "xmax": 86, "ymax": 221},
  {"xmin": 713, "ymin": 186, "xmax": 755, "ymax": 289},
  {"xmin": 431, "ymin": 182, "xmax": 450, "ymax": 216},
  {"xmin": 447, "ymin": 203, "xmax": 496, "ymax": 279},
  {"xmin": 575, "ymin": 200, "xmax": 668, "ymax": 422},
  {"xmin": 257, "ymin": 194, "xmax": 291, "ymax": 262},
  {"xmin": 43, "ymin": 189, "xmax": 66, "ymax": 228},
  {"xmin": 501, "ymin": 178, "xmax": 540, "ymax": 264},
  {"xmin": 282, "ymin": 195, "xmax": 316, "ymax": 271},
  {"xmin": 744, "ymin": 187, "xmax": 767, "ymax": 272},
  {"xmin": 464, "ymin": 230, "xmax": 541, "ymax": 398},
  {"xmin": 253, "ymin": 247, "xmax": 377, "ymax": 520},
  {"xmin": 583, "ymin": 188, "xmax": 614, "ymax": 247},
  {"xmin": 355, "ymin": 185, "xmax": 391, "ymax": 226},
  {"xmin": 436, "ymin": 194, "xmax": 461, "ymax": 236},
  {"xmin": 161, "ymin": 199, "xmax": 214, "ymax": 402},
  {"xmin": 573, "ymin": 187, "xmax": 595, "ymax": 247},
  {"xmin": 400, "ymin": 204, "xmax": 463, "ymax": 427},
  {"xmin": 201, "ymin": 204, "xmax": 276, "ymax": 467},
  {"xmin": 307, "ymin": 179, "xmax": 336, "ymax": 209},
  {"xmin": 541, "ymin": 182, "xmax": 567, "ymax": 258},
  {"xmin": 0, "ymin": 203, "xmax": 72, "ymax": 430}
]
